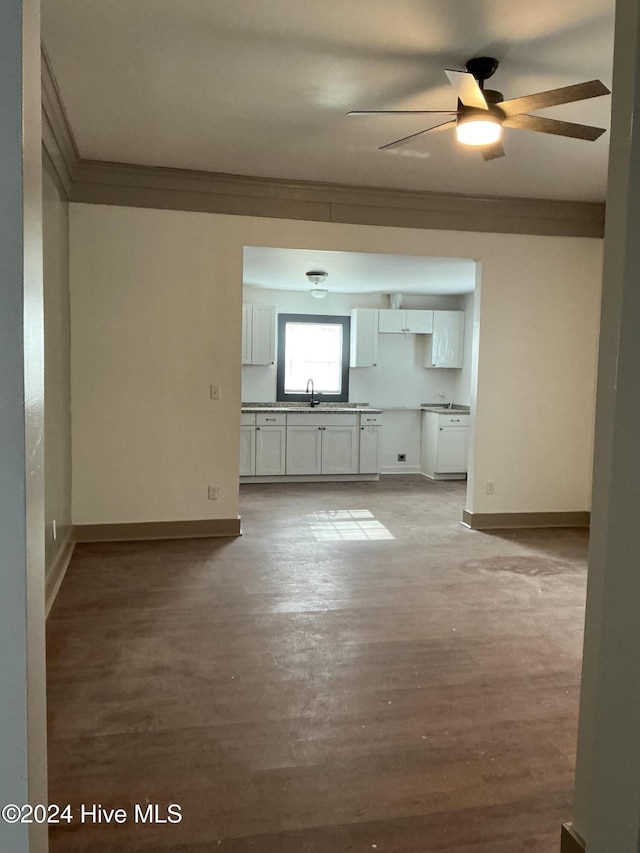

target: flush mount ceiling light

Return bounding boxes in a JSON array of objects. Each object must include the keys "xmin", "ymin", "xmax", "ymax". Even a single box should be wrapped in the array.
[
  {"xmin": 306, "ymin": 270, "xmax": 328, "ymax": 299},
  {"xmin": 455, "ymin": 111, "xmax": 503, "ymax": 146}
]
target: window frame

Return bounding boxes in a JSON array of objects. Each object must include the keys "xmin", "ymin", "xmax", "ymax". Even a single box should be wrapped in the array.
[{"xmin": 276, "ymin": 313, "xmax": 351, "ymax": 403}]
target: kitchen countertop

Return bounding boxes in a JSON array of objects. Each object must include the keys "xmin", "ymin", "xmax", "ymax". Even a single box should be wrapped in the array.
[
  {"xmin": 421, "ymin": 403, "xmax": 470, "ymax": 414},
  {"xmin": 242, "ymin": 405, "xmax": 383, "ymax": 414}
]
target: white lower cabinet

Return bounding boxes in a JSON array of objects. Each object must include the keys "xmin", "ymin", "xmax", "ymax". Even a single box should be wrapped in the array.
[
  {"xmin": 240, "ymin": 413, "xmax": 256, "ymax": 476},
  {"xmin": 242, "ymin": 410, "xmax": 383, "ymax": 478},
  {"xmin": 240, "ymin": 425, "xmax": 256, "ymax": 475},
  {"xmin": 321, "ymin": 425, "xmax": 359, "ymax": 474},
  {"xmin": 421, "ymin": 411, "xmax": 469, "ymax": 479},
  {"xmin": 286, "ymin": 413, "xmax": 360, "ymax": 475},
  {"xmin": 358, "ymin": 411, "xmax": 383, "ymax": 474},
  {"xmin": 286, "ymin": 425, "xmax": 322, "ymax": 474},
  {"xmin": 255, "ymin": 413, "xmax": 286, "ymax": 475},
  {"xmin": 359, "ymin": 426, "xmax": 382, "ymax": 474}
]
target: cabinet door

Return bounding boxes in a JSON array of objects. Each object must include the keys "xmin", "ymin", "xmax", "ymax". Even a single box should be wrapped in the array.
[
  {"xmin": 241, "ymin": 304, "xmax": 253, "ymax": 365},
  {"xmin": 436, "ymin": 426, "xmax": 468, "ymax": 473},
  {"xmin": 350, "ymin": 309, "xmax": 379, "ymax": 367},
  {"xmin": 255, "ymin": 426, "xmax": 286, "ymax": 475},
  {"xmin": 286, "ymin": 426, "xmax": 322, "ymax": 474},
  {"xmin": 251, "ymin": 304, "xmax": 275, "ymax": 365},
  {"xmin": 378, "ymin": 310, "xmax": 406, "ymax": 333},
  {"xmin": 405, "ymin": 309, "xmax": 433, "ymax": 334},
  {"xmin": 240, "ymin": 425, "xmax": 256, "ymax": 475},
  {"xmin": 321, "ymin": 426, "xmax": 359, "ymax": 474},
  {"xmin": 427, "ymin": 311, "xmax": 464, "ymax": 368},
  {"xmin": 359, "ymin": 426, "xmax": 381, "ymax": 474}
]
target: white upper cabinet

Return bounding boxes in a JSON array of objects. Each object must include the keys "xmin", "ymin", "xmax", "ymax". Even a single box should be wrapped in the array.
[
  {"xmin": 424, "ymin": 310, "xmax": 464, "ymax": 368},
  {"xmin": 241, "ymin": 304, "xmax": 253, "ymax": 364},
  {"xmin": 379, "ymin": 309, "xmax": 433, "ymax": 334},
  {"xmin": 242, "ymin": 303, "xmax": 275, "ymax": 365},
  {"xmin": 405, "ymin": 310, "xmax": 434, "ymax": 334},
  {"xmin": 350, "ymin": 309, "xmax": 378, "ymax": 367},
  {"xmin": 378, "ymin": 310, "xmax": 405, "ymax": 334}
]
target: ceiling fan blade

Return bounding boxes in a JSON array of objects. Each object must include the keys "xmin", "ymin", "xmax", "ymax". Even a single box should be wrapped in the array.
[
  {"xmin": 379, "ymin": 120, "xmax": 456, "ymax": 151},
  {"xmin": 444, "ymin": 70, "xmax": 488, "ymax": 109},
  {"xmin": 481, "ymin": 142, "xmax": 505, "ymax": 161},
  {"xmin": 498, "ymin": 79, "xmax": 610, "ymax": 117},
  {"xmin": 347, "ymin": 110, "xmax": 457, "ymax": 116},
  {"xmin": 503, "ymin": 113, "xmax": 606, "ymax": 140}
]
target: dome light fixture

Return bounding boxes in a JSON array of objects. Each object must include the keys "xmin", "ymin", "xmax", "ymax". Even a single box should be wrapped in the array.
[
  {"xmin": 306, "ymin": 270, "xmax": 329, "ymax": 299},
  {"xmin": 456, "ymin": 112, "xmax": 503, "ymax": 147}
]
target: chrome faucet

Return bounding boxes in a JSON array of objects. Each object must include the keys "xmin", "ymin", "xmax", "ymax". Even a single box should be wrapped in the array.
[{"xmin": 305, "ymin": 378, "xmax": 320, "ymax": 408}]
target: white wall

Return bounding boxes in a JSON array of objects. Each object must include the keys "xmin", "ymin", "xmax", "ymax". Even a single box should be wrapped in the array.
[
  {"xmin": 43, "ymin": 154, "xmax": 72, "ymax": 572},
  {"xmin": 70, "ymin": 203, "xmax": 602, "ymax": 524},
  {"xmin": 0, "ymin": 1, "xmax": 48, "ymax": 849},
  {"xmin": 572, "ymin": 2, "xmax": 640, "ymax": 847}
]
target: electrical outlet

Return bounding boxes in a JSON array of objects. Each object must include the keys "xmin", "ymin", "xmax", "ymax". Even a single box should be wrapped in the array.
[
  {"xmin": 208, "ymin": 485, "xmax": 220, "ymax": 500},
  {"xmin": 486, "ymin": 481, "xmax": 495, "ymax": 495},
  {"xmin": 210, "ymin": 384, "xmax": 221, "ymax": 400},
  {"xmin": 52, "ymin": 519, "xmax": 57, "ymax": 541},
  {"xmin": 397, "ymin": 453, "xmax": 406, "ymax": 462}
]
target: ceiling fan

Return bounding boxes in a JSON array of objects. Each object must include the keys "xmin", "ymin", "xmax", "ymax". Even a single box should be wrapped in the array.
[{"xmin": 348, "ymin": 57, "xmax": 610, "ymax": 161}]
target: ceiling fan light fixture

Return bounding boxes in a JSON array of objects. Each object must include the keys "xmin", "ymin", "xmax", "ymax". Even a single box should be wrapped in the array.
[{"xmin": 456, "ymin": 114, "xmax": 502, "ymax": 146}]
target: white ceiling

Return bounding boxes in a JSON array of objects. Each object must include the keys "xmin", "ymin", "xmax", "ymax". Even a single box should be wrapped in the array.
[
  {"xmin": 42, "ymin": 0, "xmax": 615, "ymax": 202},
  {"xmin": 243, "ymin": 248, "xmax": 476, "ymax": 295}
]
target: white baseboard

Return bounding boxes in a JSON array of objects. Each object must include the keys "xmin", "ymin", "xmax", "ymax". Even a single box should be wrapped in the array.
[{"xmin": 381, "ymin": 466, "xmax": 422, "ymax": 475}]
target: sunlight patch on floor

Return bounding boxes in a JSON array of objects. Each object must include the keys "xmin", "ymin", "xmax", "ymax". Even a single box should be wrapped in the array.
[{"xmin": 307, "ymin": 509, "xmax": 395, "ymax": 541}]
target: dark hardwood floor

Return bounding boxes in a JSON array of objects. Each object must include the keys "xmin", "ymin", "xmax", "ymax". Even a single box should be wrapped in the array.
[{"xmin": 47, "ymin": 476, "xmax": 588, "ymax": 852}]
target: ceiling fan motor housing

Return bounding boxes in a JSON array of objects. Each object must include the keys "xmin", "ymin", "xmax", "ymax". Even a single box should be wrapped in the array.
[{"xmin": 465, "ymin": 56, "xmax": 500, "ymax": 85}]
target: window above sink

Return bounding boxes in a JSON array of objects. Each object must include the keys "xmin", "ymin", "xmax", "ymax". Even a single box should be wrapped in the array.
[{"xmin": 276, "ymin": 313, "xmax": 350, "ymax": 403}]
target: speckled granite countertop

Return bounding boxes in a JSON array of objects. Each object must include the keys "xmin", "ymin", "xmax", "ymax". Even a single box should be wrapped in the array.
[
  {"xmin": 421, "ymin": 403, "xmax": 470, "ymax": 414},
  {"xmin": 242, "ymin": 402, "xmax": 383, "ymax": 414}
]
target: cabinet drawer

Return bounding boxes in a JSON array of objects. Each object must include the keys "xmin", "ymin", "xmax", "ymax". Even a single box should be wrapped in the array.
[
  {"xmin": 359, "ymin": 412, "xmax": 383, "ymax": 426},
  {"xmin": 287, "ymin": 413, "xmax": 357, "ymax": 426},
  {"xmin": 257, "ymin": 412, "xmax": 286, "ymax": 426},
  {"xmin": 438, "ymin": 414, "xmax": 469, "ymax": 427},
  {"xmin": 241, "ymin": 413, "xmax": 256, "ymax": 426}
]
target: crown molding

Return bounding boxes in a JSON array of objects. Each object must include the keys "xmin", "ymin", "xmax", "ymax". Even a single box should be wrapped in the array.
[
  {"xmin": 70, "ymin": 159, "xmax": 605, "ymax": 238},
  {"xmin": 40, "ymin": 50, "xmax": 605, "ymax": 238},
  {"xmin": 41, "ymin": 45, "xmax": 80, "ymax": 197}
]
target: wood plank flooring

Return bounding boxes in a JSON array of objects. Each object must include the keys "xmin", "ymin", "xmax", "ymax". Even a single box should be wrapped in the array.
[{"xmin": 47, "ymin": 476, "xmax": 588, "ymax": 852}]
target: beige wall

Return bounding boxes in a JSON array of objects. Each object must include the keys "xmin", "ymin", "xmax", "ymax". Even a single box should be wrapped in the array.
[
  {"xmin": 70, "ymin": 205, "xmax": 244, "ymax": 524},
  {"xmin": 70, "ymin": 203, "xmax": 602, "ymax": 524},
  {"xmin": 43, "ymin": 153, "xmax": 72, "ymax": 572}
]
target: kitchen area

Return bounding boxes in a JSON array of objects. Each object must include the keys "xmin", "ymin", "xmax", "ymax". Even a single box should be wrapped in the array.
[{"xmin": 240, "ymin": 247, "xmax": 476, "ymax": 485}]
